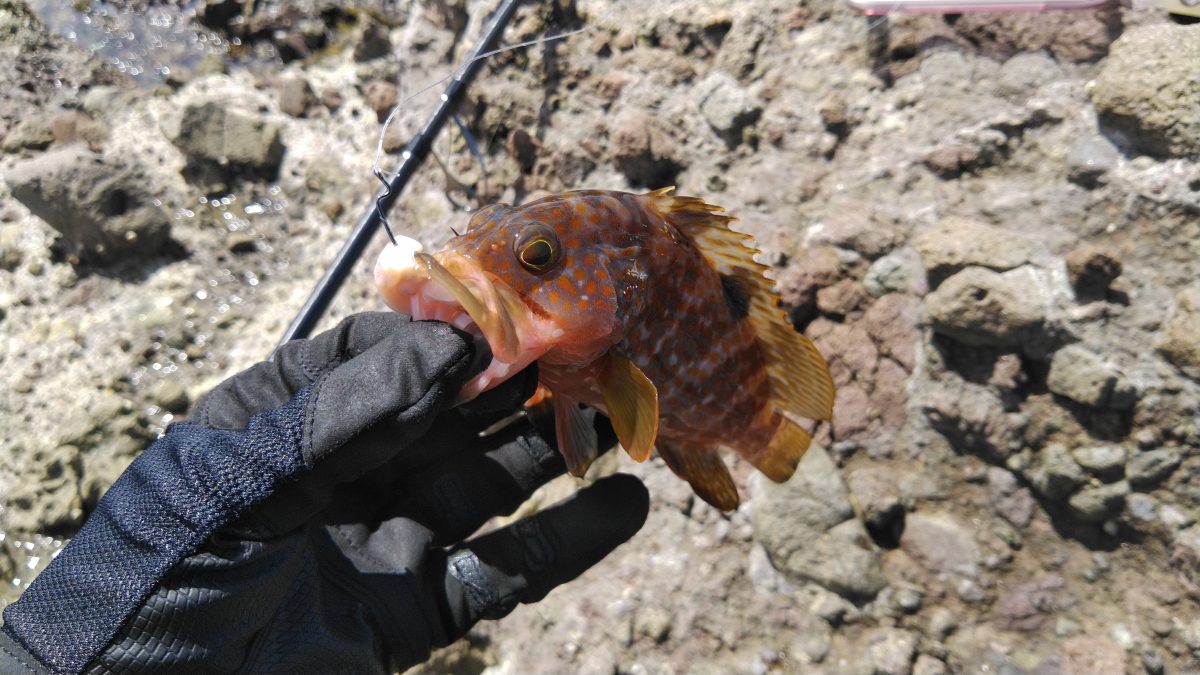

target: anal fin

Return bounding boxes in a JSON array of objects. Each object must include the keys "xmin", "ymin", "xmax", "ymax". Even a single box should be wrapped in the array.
[
  {"xmin": 554, "ymin": 394, "xmax": 599, "ymax": 477},
  {"xmin": 658, "ymin": 444, "xmax": 740, "ymax": 511}
]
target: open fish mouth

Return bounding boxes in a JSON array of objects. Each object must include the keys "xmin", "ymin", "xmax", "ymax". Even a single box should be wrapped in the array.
[{"xmin": 375, "ymin": 237, "xmax": 552, "ymax": 400}]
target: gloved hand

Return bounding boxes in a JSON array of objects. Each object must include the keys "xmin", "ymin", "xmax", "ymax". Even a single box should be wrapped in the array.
[{"xmin": 0, "ymin": 312, "xmax": 648, "ymax": 675}]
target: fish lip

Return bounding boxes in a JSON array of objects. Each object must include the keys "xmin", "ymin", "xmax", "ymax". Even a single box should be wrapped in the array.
[{"xmin": 412, "ymin": 251, "xmax": 529, "ymax": 365}]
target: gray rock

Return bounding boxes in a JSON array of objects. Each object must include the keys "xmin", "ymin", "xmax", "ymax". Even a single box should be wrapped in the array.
[
  {"xmin": 1030, "ymin": 443, "xmax": 1087, "ymax": 500},
  {"xmin": 992, "ymin": 575, "xmax": 1063, "ymax": 631},
  {"xmin": 164, "ymin": 99, "xmax": 284, "ymax": 184},
  {"xmin": 1066, "ymin": 135, "xmax": 1120, "ymax": 188},
  {"xmin": 787, "ymin": 615, "xmax": 832, "ymax": 665},
  {"xmin": 912, "ymin": 655, "xmax": 949, "ymax": 675},
  {"xmin": 915, "ymin": 218, "xmax": 1036, "ymax": 286},
  {"xmin": 1158, "ymin": 286, "xmax": 1200, "ymax": 379},
  {"xmin": 1, "ymin": 116, "xmax": 54, "ymax": 152},
  {"xmin": 1047, "ymin": 345, "xmax": 1136, "ymax": 410},
  {"xmin": 1126, "ymin": 448, "xmax": 1182, "ymax": 490},
  {"xmin": 987, "ymin": 467, "xmax": 1036, "ymax": 528},
  {"xmin": 920, "ymin": 379, "xmax": 1021, "ymax": 463},
  {"xmin": 1071, "ymin": 445, "xmax": 1126, "ymax": 481},
  {"xmin": 864, "ymin": 628, "xmax": 917, "ymax": 675},
  {"xmin": 5, "ymin": 147, "xmax": 174, "ymax": 263},
  {"xmin": 753, "ymin": 446, "xmax": 885, "ymax": 601},
  {"xmin": 847, "ymin": 467, "xmax": 906, "ymax": 545},
  {"xmin": 808, "ymin": 214, "xmax": 900, "ymax": 260},
  {"xmin": 1092, "ymin": 23, "xmax": 1200, "ymax": 158},
  {"xmin": 632, "ymin": 606, "xmax": 672, "ymax": 643},
  {"xmin": 1068, "ymin": 481, "xmax": 1129, "ymax": 522},
  {"xmin": 1125, "ymin": 493, "xmax": 1159, "ymax": 522},
  {"xmin": 928, "ymin": 607, "xmax": 958, "ymax": 638},
  {"xmin": 864, "ymin": 248, "xmax": 927, "ymax": 297},
  {"xmin": 925, "ymin": 266, "xmax": 1047, "ymax": 354},
  {"xmin": 900, "ymin": 511, "xmax": 980, "ymax": 577},
  {"xmin": 994, "ymin": 51, "xmax": 1064, "ymax": 100},
  {"xmin": 695, "ymin": 71, "xmax": 761, "ymax": 144},
  {"xmin": 151, "ymin": 379, "xmax": 190, "ymax": 414}
]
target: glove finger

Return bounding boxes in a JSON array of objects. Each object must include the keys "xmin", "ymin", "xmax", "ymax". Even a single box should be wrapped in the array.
[
  {"xmin": 437, "ymin": 474, "xmax": 648, "ymax": 637},
  {"xmin": 387, "ymin": 421, "xmax": 568, "ymax": 545},
  {"xmin": 195, "ymin": 312, "xmax": 422, "ymax": 430}
]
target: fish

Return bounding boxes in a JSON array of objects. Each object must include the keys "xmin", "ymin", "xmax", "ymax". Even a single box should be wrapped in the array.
[{"xmin": 374, "ymin": 188, "xmax": 835, "ymax": 510}]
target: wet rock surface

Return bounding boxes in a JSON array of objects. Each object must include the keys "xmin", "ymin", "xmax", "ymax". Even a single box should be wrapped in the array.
[{"xmin": 1, "ymin": 3, "xmax": 1199, "ymax": 673}]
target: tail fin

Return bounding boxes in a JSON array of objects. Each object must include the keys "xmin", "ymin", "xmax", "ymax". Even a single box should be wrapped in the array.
[{"xmin": 732, "ymin": 406, "xmax": 813, "ymax": 483}]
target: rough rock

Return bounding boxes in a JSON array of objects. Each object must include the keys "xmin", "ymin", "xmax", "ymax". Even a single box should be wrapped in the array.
[
  {"xmin": 1091, "ymin": 23, "xmax": 1200, "ymax": 159},
  {"xmin": 5, "ymin": 147, "xmax": 174, "ymax": 263},
  {"xmin": 1030, "ymin": 443, "xmax": 1087, "ymax": 500},
  {"xmin": 1157, "ymin": 286, "xmax": 1200, "ymax": 378},
  {"xmin": 863, "ymin": 628, "xmax": 917, "ymax": 675},
  {"xmin": 277, "ymin": 76, "xmax": 315, "ymax": 117},
  {"xmin": 1065, "ymin": 245, "xmax": 1122, "ymax": 298},
  {"xmin": 900, "ymin": 512, "xmax": 980, "ymax": 577},
  {"xmin": 915, "ymin": 218, "xmax": 1036, "ymax": 286},
  {"xmin": 164, "ymin": 96, "xmax": 285, "ymax": 176},
  {"xmin": 992, "ymin": 575, "xmax": 1064, "ymax": 631},
  {"xmin": 912, "ymin": 655, "xmax": 948, "ymax": 675},
  {"xmin": 753, "ymin": 445, "xmax": 885, "ymax": 601},
  {"xmin": 994, "ymin": 51, "xmax": 1064, "ymax": 101},
  {"xmin": 1068, "ymin": 481, "xmax": 1129, "ymax": 522},
  {"xmin": 1047, "ymin": 345, "xmax": 1135, "ymax": 410},
  {"xmin": 816, "ymin": 280, "xmax": 868, "ymax": 317},
  {"xmin": 951, "ymin": 11, "xmax": 1120, "ymax": 62},
  {"xmin": 921, "ymin": 380, "xmax": 1021, "ymax": 463},
  {"xmin": 1, "ymin": 117, "xmax": 54, "ymax": 152},
  {"xmin": 1065, "ymin": 136, "xmax": 1120, "ymax": 189},
  {"xmin": 363, "ymin": 80, "xmax": 398, "ymax": 124},
  {"xmin": 864, "ymin": 248, "xmax": 927, "ymax": 298},
  {"xmin": 808, "ymin": 214, "xmax": 900, "ymax": 260},
  {"xmin": 353, "ymin": 21, "xmax": 392, "ymax": 62},
  {"xmin": 1071, "ymin": 445, "xmax": 1126, "ymax": 482},
  {"xmin": 695, "ymin": 71, "xmax": 761, "ymax": 144},
  {"xmin": 987, "ymin": 467, "xmax": 1035, "ymax": 528},
  {"xmin": 846, "ymin": 467, "xmax": 906, "ymax": 546},
  {"xmin": 610, "ymin": 110, "xmax": 681, "ymax": 188},
  {"xmin": 1061, "ymin": 636, "xmax": 1127, "ymax": 675},
  {"xmin": 1126, "ymin": 448, "xmax": 1182, "ymax": 490},
  {"xmin": 862, "ymin": 293, "xmax": 922, "ymax": 372},
  {"xmin": 924, "ymin": 266, "xmax": 1047, "ymax": 355}
]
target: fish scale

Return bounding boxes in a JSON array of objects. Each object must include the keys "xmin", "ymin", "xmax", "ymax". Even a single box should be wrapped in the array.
[{"xmin": 374, "ymin": 188, "xmax": 835, "ymax": 510}]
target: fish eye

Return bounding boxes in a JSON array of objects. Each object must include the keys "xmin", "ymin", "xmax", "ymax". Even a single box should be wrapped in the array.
[{"xmin": 514, "ymin": 225, "xmax": 561, "ymax": 274}]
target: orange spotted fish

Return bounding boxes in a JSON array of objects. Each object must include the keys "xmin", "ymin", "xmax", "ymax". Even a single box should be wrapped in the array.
[{"xmin": 374, "ymin": 188, "xmax": 835, "ymax": 510}]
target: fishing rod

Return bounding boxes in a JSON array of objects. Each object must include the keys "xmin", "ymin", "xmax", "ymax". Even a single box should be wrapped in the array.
[{"xmin": 276, "ymin": 0, "xmax": 522, "ymax": 349}]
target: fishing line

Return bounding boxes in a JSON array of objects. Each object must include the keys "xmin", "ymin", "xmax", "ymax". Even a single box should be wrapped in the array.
[{"xmin": 369, "ymin": 23, "xmax": 588, "ymax": 244}]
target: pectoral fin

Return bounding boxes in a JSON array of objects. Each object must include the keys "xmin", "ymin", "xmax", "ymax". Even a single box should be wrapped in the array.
[
  {"xmin": 554, "ymin": 394, "xmax": 599, "ymax": 477},
  {"xmin": 658, "ymin": 443, "xmax": 740, "ymax": 511},
  {"xmin": 598, "ymin": 353, "xmax": 659, "ymax": 462}
]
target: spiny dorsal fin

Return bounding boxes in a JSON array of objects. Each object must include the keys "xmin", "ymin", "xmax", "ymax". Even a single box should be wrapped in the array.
[{"xmin": 643, "ymin": 187, "xmax": 835, "ymax": 422}]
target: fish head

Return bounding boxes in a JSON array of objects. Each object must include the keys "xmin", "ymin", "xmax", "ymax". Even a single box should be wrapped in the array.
[{"xmin": 375, "ymin": 194, "xmax": 637, "ymax": 399}]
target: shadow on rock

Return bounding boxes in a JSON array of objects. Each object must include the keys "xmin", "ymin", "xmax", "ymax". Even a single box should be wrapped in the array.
[{"xmin": 6, "ymin": 146, "xmax": 186, "ymax": 279}]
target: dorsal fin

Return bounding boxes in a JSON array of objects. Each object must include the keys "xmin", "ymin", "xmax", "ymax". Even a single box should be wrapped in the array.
[{"xmin": 643, "ymin": 187, "xmax": 835, "ymax": 422}]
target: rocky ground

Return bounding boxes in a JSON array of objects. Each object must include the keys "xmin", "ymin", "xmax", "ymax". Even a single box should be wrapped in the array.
[{"xmin": 1, "ymin": 0, "xmax": 1199, "ymax": 673}]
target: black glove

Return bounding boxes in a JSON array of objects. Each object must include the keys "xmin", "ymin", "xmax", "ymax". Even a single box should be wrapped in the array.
[{"xmin": 0, "ymin": 312, "xmax": 648, "ymax": 674}]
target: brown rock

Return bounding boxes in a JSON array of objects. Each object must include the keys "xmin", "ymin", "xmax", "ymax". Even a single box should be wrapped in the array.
[
  {"xmin": 816, "ymin": 280, "xmax": 868, "ymax": 317},
  {"xmin": 277, "ymin": 76, "xmax": 315, "ymax": 118},
  {"xmin": 916, "ymin": 218, "xmax": 1036, "ymax": 286},
  {"xmin": 1065, "ymin": 245, "xmax": 1121, "ymax": 299},
  {"xmin": 924, "ymin": 144, "xmax": 980, "ymax": 178},
  {"xmin": 873, "ymin": 358, "xmax": 909, "ymax": 431},
  {"xmin": 1061, "ymin": 636, "xmax": 1126, "ymax": 675},
  {"xmin": 507, "ymin": 129, "xmax": 539, "ymax": 174},
  {"xmin": 951, "ymin": 11, "xmax": 1120, "ymax": 63},
  {"xmin": 862, "ymin": 293, "xmax": 921, "ymax": 372},
  {"xmin": 832, "ymin": 384, "xmax": 872, "ymax": 440},
  {"xmin": 1158, "ymin": 286, "xmax": 1200, "ymax": 378},
  {"xmin": 51, "ymin": 110, "xmax": 107, "ymax": 150},
  {"xmin": 363, "ymin": 80, "xmax": 399, "ymax": 124}
]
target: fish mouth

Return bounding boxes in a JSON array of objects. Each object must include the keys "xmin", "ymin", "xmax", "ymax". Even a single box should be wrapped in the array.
[{"xmin": 375, "ymin": 239, "xmax": 554, "ymax": 400}]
